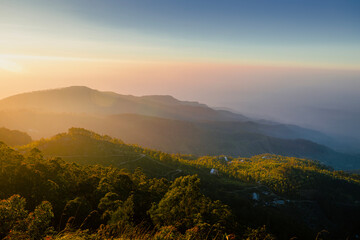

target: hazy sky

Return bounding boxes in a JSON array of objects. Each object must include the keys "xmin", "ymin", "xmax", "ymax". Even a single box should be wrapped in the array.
[{"xmin": 0, "ymin": 0, "xmax": 360, "ymax": 137}]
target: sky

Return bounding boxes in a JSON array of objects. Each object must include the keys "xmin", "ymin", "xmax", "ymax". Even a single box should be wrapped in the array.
[{"xmin": 0, "ymin": 0, "xmax": 360, "ymax": 139}]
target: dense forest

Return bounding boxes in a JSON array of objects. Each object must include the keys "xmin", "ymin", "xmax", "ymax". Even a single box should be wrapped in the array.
[{"xmin": 1, "ymin": 128, "xmax": 360, "ymax": 239}]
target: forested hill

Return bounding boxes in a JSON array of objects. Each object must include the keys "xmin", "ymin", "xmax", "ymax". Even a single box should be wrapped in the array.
[
  {"xmin": 3, "ymin": 127, "xmax": 357, "ymax": 239},
  {"xmin": 0, "ymin": 127, "xmax": 32, "ymax": 146}
]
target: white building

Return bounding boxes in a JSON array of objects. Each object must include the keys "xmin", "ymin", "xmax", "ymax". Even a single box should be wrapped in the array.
[
  {"xmin": 252, "ymin": 192, "xmax": 259, "ymax": 201},
  {"xmin": 210, "ymin": 168, "xmax": 219, "ymax": 175}
]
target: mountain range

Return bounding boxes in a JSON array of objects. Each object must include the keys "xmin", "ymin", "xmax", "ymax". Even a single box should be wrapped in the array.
[{"xmin": 0, "ymin": 86, "xmax": 358, "ymax": 169}]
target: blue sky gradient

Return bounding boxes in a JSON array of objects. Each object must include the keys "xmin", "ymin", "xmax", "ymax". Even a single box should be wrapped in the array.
[{"xmin": 1, "ymin": 0, "xmax": 359, "ymax": 67}]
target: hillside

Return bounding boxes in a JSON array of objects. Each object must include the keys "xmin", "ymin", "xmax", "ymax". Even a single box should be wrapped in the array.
[
  {"xmin": 8, "ymin": 128, "xmax": 360, "ymax": 239},
  {"xmin": 0, "ymin": 127, "xmax": 32, "ymax": 146},
  {"xmin": 20, "ymin": 128, "xmax": 175, "ymax": 178}
]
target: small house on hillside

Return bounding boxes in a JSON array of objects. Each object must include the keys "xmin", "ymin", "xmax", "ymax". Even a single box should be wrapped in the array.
[
  {"xmin": 252, "ymin": 192, "xmax": 259, "ymax": 201},
  {"xmin": 210, "ymin": 168, "xmax": 219, "ymax": 175}
]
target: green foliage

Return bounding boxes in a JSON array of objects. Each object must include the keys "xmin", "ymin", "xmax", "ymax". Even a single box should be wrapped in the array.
[
  {"xmin": 179, "ymin": 154, "xmax": 360, "ymax": 197},
  {"xmin": 27, "ymin": 201, "xmax": 54, "ymax": 240},
  {"xmin": 98, "ymin": 192, "xmax": 122, "ymax": 220},
  {"xmin": 149, "ymin": 175, "xmax": 234, "ymax": 236},
  {"xmin": 109, "ymin": 194, "xmax": 135, "ymax": 226},
  {"xmin": 0, "ymin": 194, "xmax": 54, "ymax": 240},
  {"xmin": 0, "ymin": 142, "xmax": 236, "ymax": 239},
  {"xmin": 0, "ymin": 194, "xmax": 28, "ymax": 238},
  {"xmin": 1, "ymin": 128, "xmax": 360, "ymax": 239}
]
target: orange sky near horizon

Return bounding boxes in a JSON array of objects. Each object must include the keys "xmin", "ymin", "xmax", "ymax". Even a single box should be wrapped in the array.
[
  {"xmin": 1, "ymin": 0, "xmax": 359, "ymax": 103},
  {"xmin": 1, "ymin": 54, "xmax": 359, "ymax": 101}
]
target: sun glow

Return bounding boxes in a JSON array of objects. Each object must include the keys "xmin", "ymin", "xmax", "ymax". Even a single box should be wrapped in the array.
[{"xmin": 0, "ymin": 58, "xmax": 22, "ymax": 73}]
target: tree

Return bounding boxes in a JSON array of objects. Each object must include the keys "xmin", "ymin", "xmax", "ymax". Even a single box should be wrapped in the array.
[
  {"xmin": 0, "ymin": 194, "xmax": 28, "ymax": 238},
  {"xmin": 0, "ymin": 195, "xmax": 54, "ymax": 240},
  {"xmin": 149, "ymin": 175, "xmax": 234, "ymax": 235},
  {"xmin": 26, "ymin": 201, "xmax": 54, "ymax": 240}
]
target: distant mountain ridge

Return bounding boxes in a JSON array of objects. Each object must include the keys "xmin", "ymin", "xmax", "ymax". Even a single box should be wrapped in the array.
[
  {"xmin": 0, "ymin": 86, "xmax": 248, "ymax": 122},
  {"xmin": 0, "ymin": 86, "xmax": 358, "ymax": 169},
  {"xmin": 0, "ymin": 86, "xmax": 332, "ymax": 142}
]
